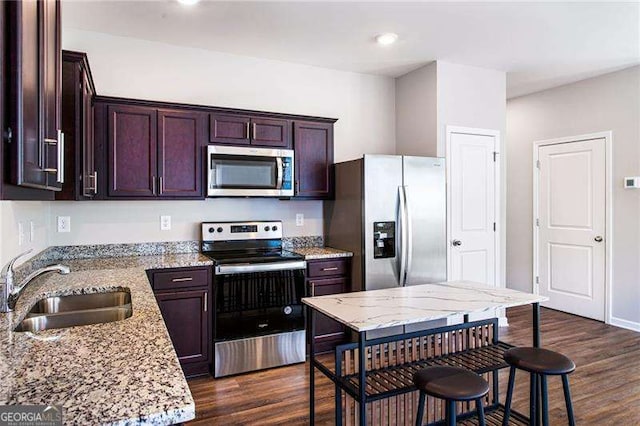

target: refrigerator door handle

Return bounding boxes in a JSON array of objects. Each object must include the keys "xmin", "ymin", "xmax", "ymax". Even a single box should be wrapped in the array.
[
  {"xmin": 398, "ymin": 186, "xmax": 408, "ymax": 286},
  {"xmin": 403, "ymin": 186, "xmax": 413, "ymax": 285}
]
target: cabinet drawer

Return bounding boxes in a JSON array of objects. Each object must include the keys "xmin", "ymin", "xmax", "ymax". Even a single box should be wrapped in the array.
[
  {"xmin": 308, "ymin": 259, "xmax": 348, "ymax": 278},
  {"xmin": 152, "ymin": 268, "xmax": 209, "ymax": 291}
]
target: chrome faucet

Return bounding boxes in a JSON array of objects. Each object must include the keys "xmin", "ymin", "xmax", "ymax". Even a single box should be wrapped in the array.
[{"xmin": 0, "ymin": 250, "xmax": 70, "ymax": 313}]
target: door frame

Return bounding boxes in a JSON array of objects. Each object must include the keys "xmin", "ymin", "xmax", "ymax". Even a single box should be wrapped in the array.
[
  {"xmin": 445, "ymin": 126, "xmax": 502, "ymax": 290},
  {"xmin": 532, "ymin": 131, "xmax": 613, "ymax": 324}
]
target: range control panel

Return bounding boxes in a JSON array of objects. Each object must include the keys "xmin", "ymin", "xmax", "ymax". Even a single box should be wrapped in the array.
[
  {"xmin": 202, "ymin": 221, "xmax": 283, "ymax": 241},
  {"xmin": 373, "ymin": 221, "xmax": 396, "ymax": 259}
]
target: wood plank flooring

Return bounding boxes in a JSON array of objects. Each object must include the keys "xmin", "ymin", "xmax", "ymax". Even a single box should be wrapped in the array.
[{"xmin": 188, "ymin": 306, "xmax": 640, "ymax": 425}]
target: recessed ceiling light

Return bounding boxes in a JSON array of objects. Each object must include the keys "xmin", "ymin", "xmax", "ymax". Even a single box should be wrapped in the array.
[
  {"xmin": 177, "ymin": 0, "xmax": 200, "ymax": 5},
  {"xmin": 376, "ymin": 33, "xmax": 398, "ymax": 46}
]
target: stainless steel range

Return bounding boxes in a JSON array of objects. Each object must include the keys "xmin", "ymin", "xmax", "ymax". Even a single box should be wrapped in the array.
[{"xmin": 201, "ymin": 221, "xmax": 307, "ymax": 378}]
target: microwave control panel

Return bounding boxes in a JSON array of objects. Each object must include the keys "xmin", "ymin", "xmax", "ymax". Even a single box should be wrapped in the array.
[
  {"xmin": 373, "ymin": 221, "xmax": 396, "ymax": 259},
  {"xmin": 282, "ymin": 157, "xmax": 293, "ymax": 190}
]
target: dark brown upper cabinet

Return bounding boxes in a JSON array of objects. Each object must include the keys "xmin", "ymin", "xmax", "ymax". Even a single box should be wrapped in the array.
[
  {"xmin": 210, "ymin": 114, "xmax": 291, "ymax": 148},
  {"xmin": 103, "ymin": 102, "xmax": 206, "ymax": 199},
  {"xmin": 5, "ymin": 0, "xmax": 62, "ymax": 192},
  {"xmin": 157, "ymin": 109, "xmax": 206, "ymax": 198},
  {"xmin": 57, "ymin": 50, "xmax": 96, "ymax": 200},
  {"xmin": 294, "ymin": 121, "xmax": 334, "ymax": 199}
]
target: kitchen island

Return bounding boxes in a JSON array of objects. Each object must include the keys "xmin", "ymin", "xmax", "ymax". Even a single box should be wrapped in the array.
[
  {"xmin": 302, "ymin": 281, "xmax": 547, "ymax": 425},
  {"xmin": 0, "ymin": 253, "xmax": 213, "ymax": 425}
]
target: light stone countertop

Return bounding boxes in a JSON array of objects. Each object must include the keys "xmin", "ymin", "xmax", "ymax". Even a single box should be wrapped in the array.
[
  {"xmin": 290, "ymin": 246, "xmax": 353, "ymax": 260},
  {"xmin": 302, "ymin": 280, "xmax": 548, "ymax": 332},
  {"xmin": 0, "ymin": 253, "xmax": 214, "ymax": 426}
]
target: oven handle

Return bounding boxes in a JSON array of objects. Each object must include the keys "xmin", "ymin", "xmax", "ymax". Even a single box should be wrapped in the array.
[
  {"xmin": 215, "ymin": 260, "xmax": 307, "ymax": 275},
  {"xmin": 276, "ymin": 157, "xmax": 284, "ymax": 190}
]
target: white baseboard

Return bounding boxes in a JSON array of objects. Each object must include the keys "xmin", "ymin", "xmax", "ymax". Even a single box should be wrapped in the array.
[{"xmin": 610, "ymin": 316, "xmax": 640, "ymax": 332}]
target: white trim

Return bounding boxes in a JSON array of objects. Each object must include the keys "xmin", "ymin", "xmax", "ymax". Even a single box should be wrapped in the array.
[
  {"xmin": 532, "ymin": 131, "xmax": 613, "ymax": 325},
  {"xmin": 610, "ymin": 316, "xmax": 640, "ymax": 333},
  {"xmin": 445, "ymin": 125, "xmax": 504, "ymax": 322}
]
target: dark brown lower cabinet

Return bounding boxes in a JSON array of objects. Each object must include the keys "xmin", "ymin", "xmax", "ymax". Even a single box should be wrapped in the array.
[
  {"xmin": 149, "ymin": 267, "xmax": 212, "ymax": 377},
  {"xmin": 307, "ymin": 258, "xmax": 351, "ymax": 353}
]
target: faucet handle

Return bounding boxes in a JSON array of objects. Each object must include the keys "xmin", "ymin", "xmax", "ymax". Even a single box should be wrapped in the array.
[{"xmin": 1, "ymin": 249, "xmax": 33, "ymax": 277}]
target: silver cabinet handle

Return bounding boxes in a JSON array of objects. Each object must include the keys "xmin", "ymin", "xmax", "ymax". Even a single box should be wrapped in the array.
[
  {"xmin": 57, "ymin": 130, "xmax": 64, "ymax": 183},
  {"xmin": 253, "ymin": 122, "xmax": 257, "ymax": 140},
  {"xmin": 159, "ymin": 176, "xmax": 163, "ymax": 195},
  {"xmin": 310, "ymin": 282, "xmax": 315, "ymax": 296},
  {"xmin": 321, "ymin": 267, "xmax": 338, "ymax": 272},
  {"xmin": 91, "ymin": 171, "xmax": 98, "ymax": 194},
  {"xmin": 594, "ymin": 236, "xmax": 603, "ymax": 242},
  {"xmin": 172, "ymin": 277, "xmax": 193, "ymax": 282},
  {"xmin": 203, "ymin": 291, "xmax": 208, "ymax": 312},
  {"xmin": 246, "ymin": 122, "xmax": 250, "ymax": 139},
  {"xmin": 452, "ymin": 240, "xmax": 462, "ymax": 247},
  {"xmin": 152, "ymin": 176, "xmax": 156, "ymax": 195}
]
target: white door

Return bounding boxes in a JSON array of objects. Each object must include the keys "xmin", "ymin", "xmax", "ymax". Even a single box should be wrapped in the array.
[
  {"xmin": 536, "ymin": 138, "xmax": 605, "ymax": 321},
  {"xmin": 448, "ymin": 128, "xmax": 498, "ymax": 287}
]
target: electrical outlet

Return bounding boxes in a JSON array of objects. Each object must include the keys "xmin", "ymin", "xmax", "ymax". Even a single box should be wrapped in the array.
[
  {"xmin": 57, "ymin": 216, "xmax": 71, "ymax": 233},
  {"xmin": 296, "ymin": 213, "xmax": 304, "ymax": 227},
  {"xmin": 18, "ymin": 222, "xmax": 25, "ymax": 246},
  {"xmin": 160, "ymin": 215, "xmax": 171, "ymax": 231},
  {"xmin": 29, "ymin": 221, "xmax": 35, "ymax": 243}
]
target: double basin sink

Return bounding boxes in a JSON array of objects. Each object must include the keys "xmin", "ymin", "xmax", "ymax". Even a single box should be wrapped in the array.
[{"xmin": 14, "ymin": 291, "xmax": 133, "ymax": 333}]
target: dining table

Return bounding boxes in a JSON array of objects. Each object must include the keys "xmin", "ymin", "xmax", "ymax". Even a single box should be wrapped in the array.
[{"xmin": 302, "ymin": 280, "xmax": 548, "ymax": 425}]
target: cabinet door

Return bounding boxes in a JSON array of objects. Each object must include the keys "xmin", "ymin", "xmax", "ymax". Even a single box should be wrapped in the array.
[
  {"xmin": 6, "ymin": 0, "xmax": 47, "ymax": 188},
  {"xmin": 107, "ymin": 104, "xmax": 157, "ymax": 197},
  {"xmin": 155, "ymin": 289, "xmax": 210, "ymax": 365},
  {"xmin": 250, "ymin": 118, "xmax": 291, "ymax": 148},
  {"xmin": 309, "ymin": 277, "xmax": 347, "ymax": 341},
  {"xmin": 81, "ymin": 69, "xmax": 96, "ymax": 197},
  {"xmin": 294, "ymin": 121, "xmax": 334, "ymax": 198},
  {"xmin": 209, "ymin": 113, "xmax": 250, "ymax": 145},
  {"xmin": 158, "ymin": 109, "xmax": 205, "ymax": 198},
  {"xmin": 42, "ymin": 0, "xmax": 62, "ymax": 190}
]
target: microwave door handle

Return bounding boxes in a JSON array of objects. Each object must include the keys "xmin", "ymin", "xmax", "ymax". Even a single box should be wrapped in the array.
[{"xmin": 276, "ymin": 157, "xmax": 284, "ymax": 189}]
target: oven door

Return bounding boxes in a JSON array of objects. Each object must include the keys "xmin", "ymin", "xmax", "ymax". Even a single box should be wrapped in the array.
[
  {"xmin": 208, "ymin": 145, "xmax": 294, "ymax": 197},
  {"xmin": 214, "ymin": 263, "xmax": 306, "ymax": 341}
]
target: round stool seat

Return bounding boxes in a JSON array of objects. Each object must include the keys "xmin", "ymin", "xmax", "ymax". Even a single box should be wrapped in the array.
[
  {"xmin": 504, "ymin": 347, "xmax": 575, "ymax": 375},
  {"xmin": 413, "ymin": 366, "xmax": 489, "ymax": 401}
]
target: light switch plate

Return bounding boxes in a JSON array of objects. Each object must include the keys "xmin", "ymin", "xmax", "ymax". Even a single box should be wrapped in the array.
[
  {"xmin": 160, "ymin": 215, "xmax": 171, "ymax": 231},
  {"xmin": 296, "ymin": 213, "xmax": 304, "ymax": 227},
  {"xmin": 57, "ymin": 216, "xmax": 71, "ymax": 233}
]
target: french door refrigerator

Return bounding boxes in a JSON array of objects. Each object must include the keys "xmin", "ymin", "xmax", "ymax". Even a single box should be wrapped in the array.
[{"xmin": 324, "ymin": 154, "xmax": 447, "ymax": 295}]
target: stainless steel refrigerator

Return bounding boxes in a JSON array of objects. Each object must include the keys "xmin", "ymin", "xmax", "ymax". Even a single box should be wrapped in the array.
[{"xmin": 324, "ymin": 155, "xmax": 447, "ymax": 294}]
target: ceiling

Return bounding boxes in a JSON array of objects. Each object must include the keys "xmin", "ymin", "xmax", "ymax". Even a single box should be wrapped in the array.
[{"xmin": 62, "ymin": 1, "xmax": 640, "ymax": 98}]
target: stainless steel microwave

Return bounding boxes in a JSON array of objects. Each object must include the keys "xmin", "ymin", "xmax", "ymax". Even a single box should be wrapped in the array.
[{"xmin": 207, "ymin": 145, "xmax": 294, "ymax": 197}]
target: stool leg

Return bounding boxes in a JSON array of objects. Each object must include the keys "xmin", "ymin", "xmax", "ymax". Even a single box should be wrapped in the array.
[
  {"xmin": 447, "ymin": 400, "xmax": 456, "ymax": 426},
  {"xmin": 530, "ymin": 373, "xmax": 538, "ymax": 426},
  {"xmin": 415, "ymin": 391, "xmax": 426, "ymax": 426},
  {"xmin": 540, "ymin": 375, "xmax": 549, "ymax": 426},
  {"xmin": 503, "ymin": 366, "xmax": 516, "ymax": 426},
  {"xmin": 561, "ymin": 375, "xmax": 576, "ymax": 426},
  {"xmin": 476, "ymin": 398, "xmax": 486, "ymax": 426}
]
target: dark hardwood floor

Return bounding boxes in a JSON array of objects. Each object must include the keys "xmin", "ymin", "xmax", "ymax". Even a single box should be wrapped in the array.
[{"xmin": 188, "ymin": 306, "xmax": 640, "ymax": 425}]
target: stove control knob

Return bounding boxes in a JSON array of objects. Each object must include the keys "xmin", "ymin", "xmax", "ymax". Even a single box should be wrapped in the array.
[
  {"xmin": 208, "ymin": 227, "xmax": 215, "ymax": 233},
  {"xmin": 272, "ymin": 226, "xmax": 278, "ymax": 231},
  {"xmin": 217, "ymin": 227, "xmax": 223, "ymax": 233},
  {"xmin": 283, "ymin": 306, "xmax": 293, "ymax": 315},
  {"xmin": 264, "ymin": 226, "xmax": 270, "ymax": 232}
]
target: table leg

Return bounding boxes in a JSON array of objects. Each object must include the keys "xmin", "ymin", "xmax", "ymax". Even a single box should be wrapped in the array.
[
  {"xmin": 309, "ymin": 306, "xmax": 316, "ymax": 424},
  {"xmin": 532, "ymin": 303, "xmax": 540, "ymax": 347},
  {"xmin": 358, "ymin": 331, "xmax": 367, "ymax": 426}
]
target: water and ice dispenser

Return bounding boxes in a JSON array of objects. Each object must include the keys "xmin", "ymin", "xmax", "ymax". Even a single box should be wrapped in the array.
[{"xmin": 373, "ymin": 221, "xmax": 396, "ymax": 259}]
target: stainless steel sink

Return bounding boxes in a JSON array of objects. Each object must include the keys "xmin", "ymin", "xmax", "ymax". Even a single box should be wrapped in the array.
[
  {"xmin": 27, "ymin": 291, "xmax": 131, "ymax": 314},
  {"xmin": 14, "ymin": 291, "xmax": 133, "ymax": 333}
]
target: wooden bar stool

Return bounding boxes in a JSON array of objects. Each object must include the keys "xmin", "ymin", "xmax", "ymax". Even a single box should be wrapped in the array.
[
  {"xmin": 502, "ymin": 347, "xmax": 576, "ymax": 426},
  {"xmin": 413, "ymin": 366, "xmax": 489, "ymax": 426}
]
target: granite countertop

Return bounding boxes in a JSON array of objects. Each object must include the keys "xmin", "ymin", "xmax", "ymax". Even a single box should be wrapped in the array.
[
  {"xmin": 291, "ymin": 246, "xmax": 353, "ymax": 260},
  {"xmin": 0, "ymin": 253, "xmax": 213, "ymax": 426},
  {"xmin": 302, "ymin": 280, "xmax": 548, "ymax": 332}
]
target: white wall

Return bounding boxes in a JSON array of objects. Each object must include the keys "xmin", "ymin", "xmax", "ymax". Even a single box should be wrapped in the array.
[
  {"xmin": 506, "ymin": 65, "xmax": 640, "ymax": 326},
  {"xmin": 395, "ymin": 62, "xmax": 437, "ymax": 156},
  {"xmin": 32, "ymin": 29, "xmax": 397, "ymax": 248},
  {"xmin": 0, "ymin": 201, "xmax": 50, "ymax": 266}
]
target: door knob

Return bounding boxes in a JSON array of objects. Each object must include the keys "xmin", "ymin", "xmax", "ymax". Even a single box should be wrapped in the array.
[
  {"xmin": 452, "ymin": 239, "xmax": 462, "ymax": 247},
  {"xmin": 594, "ymin": 236, "xmax": 603, "ymax": 242}
]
